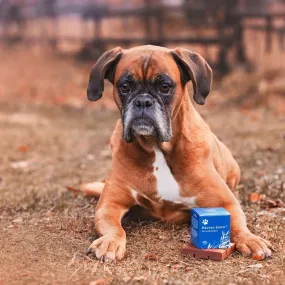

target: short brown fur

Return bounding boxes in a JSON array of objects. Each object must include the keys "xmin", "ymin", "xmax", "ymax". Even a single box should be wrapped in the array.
[{"xmin": 84, "ymin": 45, "xmax": 273, "ymax": 262}]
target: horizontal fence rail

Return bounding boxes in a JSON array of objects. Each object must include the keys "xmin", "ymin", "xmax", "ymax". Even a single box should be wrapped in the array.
[{"xmin": 0, "ymin": 0, "xmax": 284, "ymax": 73}]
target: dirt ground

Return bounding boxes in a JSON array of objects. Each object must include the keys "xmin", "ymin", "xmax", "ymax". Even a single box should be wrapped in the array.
[{"xmin": 0, "ymin": 48, "xmax": 284, "ymax": 285}]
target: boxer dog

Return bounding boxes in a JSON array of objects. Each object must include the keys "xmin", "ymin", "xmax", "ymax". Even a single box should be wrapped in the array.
[{"xmin": 84, "ymin": 45, "xmax": 273, "ymax": 261}]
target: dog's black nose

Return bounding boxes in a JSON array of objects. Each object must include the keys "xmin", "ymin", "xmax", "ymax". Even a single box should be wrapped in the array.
[{"xmin": 134, "ymin": 95, "xmax": 154, "ymax": 108}]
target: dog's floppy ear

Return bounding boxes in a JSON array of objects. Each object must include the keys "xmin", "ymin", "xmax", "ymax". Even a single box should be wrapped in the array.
[
  {"xmin": 171, "ymin": 48, "xmax": 212, "ymax": 105},
  {"xmin": 87, "ymin": 47, "xmax": 123, "ymax": 101}
]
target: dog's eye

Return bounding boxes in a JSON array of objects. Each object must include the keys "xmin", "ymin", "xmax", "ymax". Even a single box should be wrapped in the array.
[
  {"xmin": 119, "ymin": 83, "xmax": 131, "ymax": 94},
  {"xmin": 158, "ymin": 82, "xmax": 171, "ymax": 94}
]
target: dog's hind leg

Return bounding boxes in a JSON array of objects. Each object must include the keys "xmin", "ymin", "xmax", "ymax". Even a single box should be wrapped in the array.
[{"xmin": 80, "ymin": 181, "xmax": 105, "ymax": 197}]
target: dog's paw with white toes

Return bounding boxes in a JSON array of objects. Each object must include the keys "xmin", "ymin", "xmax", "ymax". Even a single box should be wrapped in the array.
[
  {"xmin": 87, "ymin": 235, "xmax": 126, "ymax": 261},
  {"xmin": 233, "ymin": 232, "xmax": 274, "ymax": 260}
]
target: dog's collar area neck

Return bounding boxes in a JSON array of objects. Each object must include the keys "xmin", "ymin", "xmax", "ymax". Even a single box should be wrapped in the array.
[{"xmin": 136, "ymin": 135, "xmax": 157, "ymax": 153}]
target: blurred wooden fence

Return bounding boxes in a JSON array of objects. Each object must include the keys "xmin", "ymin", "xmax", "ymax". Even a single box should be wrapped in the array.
[{"xmin": 0, "ymin": 0, "xmax": 285, "ymax": 73}]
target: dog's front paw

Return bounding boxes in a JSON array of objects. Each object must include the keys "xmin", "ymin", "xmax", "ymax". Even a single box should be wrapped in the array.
[
  {"xmin": 88, "ymin": 235, "xmax": 126, "ymax": 261},
  {"xmin": 233, "ymin": 232, "xmax": 273, "ymax": 260}
]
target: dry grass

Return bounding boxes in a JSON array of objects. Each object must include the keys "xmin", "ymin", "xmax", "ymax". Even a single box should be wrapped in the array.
[{"xmin": 0, "ymin": 48, "xmax": 284, "ymax": 285}]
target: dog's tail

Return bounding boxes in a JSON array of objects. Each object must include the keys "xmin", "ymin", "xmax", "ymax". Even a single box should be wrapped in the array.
[
  {"xmin": 81, "ymin": 182, "xmax": 105, "ymax": 197},
  {"xmin": 66, "ymin": 181, "xmax": 105, "ymax": 197}
]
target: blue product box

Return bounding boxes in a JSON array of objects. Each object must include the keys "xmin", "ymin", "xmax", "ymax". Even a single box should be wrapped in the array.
[{"xmin": 191, "ymin": 208, "xmax": 230, "ymax": 249}]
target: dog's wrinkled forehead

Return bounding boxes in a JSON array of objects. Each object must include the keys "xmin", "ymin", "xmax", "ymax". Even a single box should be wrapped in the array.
[
  {"xmin": 87, "ymin": 45, "xmax": 212, "ymax": 105},
  {"xmin": 114, "ymin": 47, "xmax": 181, "ymax": 82}
]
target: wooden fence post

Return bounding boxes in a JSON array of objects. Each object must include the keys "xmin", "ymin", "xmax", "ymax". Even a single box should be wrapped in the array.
[
  {"xmin": 143, "ymin": 0, "xmax": 152, "ymax": 43},
  {"xmin": 235, "ymin": 16, "xmax": 247, "ymax": 63},
  {"xmin": 93, "ymin": 12, "xmax": 105, "ymax": 55},
  {"xmin": 216, "ymin": 6, "xmax": 230, "ymax": 73},
  {"xmin": 156, "ymin": 6, "xmax": 165, "ymax": 46},
  {"xmin": 265, "ymin": 16, "xmax": 273, "ymax": 53}
]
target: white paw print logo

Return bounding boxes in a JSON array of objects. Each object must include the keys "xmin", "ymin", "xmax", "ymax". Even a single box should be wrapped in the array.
[{"xmin": 202, "ymin": 219, "xmax": 208, "ymax": 225}]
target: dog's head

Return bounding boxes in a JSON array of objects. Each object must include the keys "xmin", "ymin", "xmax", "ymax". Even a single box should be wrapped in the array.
[{"xmin": 87, "ymin": 45, "xmax": 212, "ymax": 142}]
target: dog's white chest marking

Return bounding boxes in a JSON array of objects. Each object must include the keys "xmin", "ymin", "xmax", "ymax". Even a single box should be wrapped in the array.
[{"xmin": 153, "ymin": 149, "xmax": 197, "ymax": 208}]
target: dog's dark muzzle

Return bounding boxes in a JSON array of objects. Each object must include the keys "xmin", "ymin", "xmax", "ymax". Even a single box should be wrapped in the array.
[
  {"xmin": 122, "ymin": 94, "xmax": 171, "ymax": 143},
  {"xmin": 131, "ymin": 117, "xmax": 156, "ymax": 137}
]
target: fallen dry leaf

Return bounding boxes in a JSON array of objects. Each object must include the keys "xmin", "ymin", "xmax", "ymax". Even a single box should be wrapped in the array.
[
  {"xmin": 249, "ymin": 192, "xmax": 265, "ymax": 203},
  {"xmin": 144, "ymin": 254, "xmax": 157, "ymax": 261},
  {"xmin": 264, "ymin": 199, "xmax": 277, "ymax": 208},
  {"xmin": 17, "ymin": 145, "xmax": 29, "ymax": 153},
  {"xmin": 262, "ymin": 198, "xmax": 284, "ymax": 209}
]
